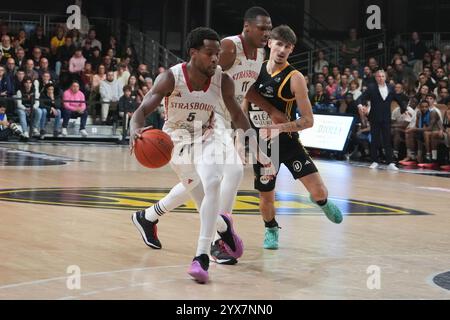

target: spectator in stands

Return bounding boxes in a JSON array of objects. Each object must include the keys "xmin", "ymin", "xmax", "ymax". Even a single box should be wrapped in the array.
[
  {"xmin": 313, "ymin": 50, "xmax": 329, "ymax": 74},
  {"xmin": 311, "ymin": 82, "xmax": 332, "ymax": 113},
  {"xmin": 82, "ymin": 29, "xmax": 102, "ymax": 52},
  {"xmin": 14, "ymin": 70, "xmax": 25, "ymax": 95},
  {"xmin": 38, "ymin": 71, "xmax": 55, "ymax": 95},
  {"xmin": 88, "ymin": 47, "xmax": 102, "ymax": 72},
  {"xmin": 99, "ymin": 70, "xmax": 122, "ymax": 124},
  {"xmin": 391, "ymin": 84, "xmax": 414, "ymax": 160},
  {"xmin": 0, "ymin": 35, "xmax": 15, "ymax": 65},
  {"xmin": 304, "ymin": 74, "xmax": 315, "ymax": 98},
  {"xmin": 423, "ymin": 66, "xmax": 437, "ymax": 90},
  {"xmin": 349, "ymin": 79, "xmax": 362, "ymax": 101},
  {"xmin": 68, "ymin": 29, "xmax": 82, "ymax": 48},
  {"xmin": 362, "ymin": 66, "xmax": 374, "ymax": 89},
  {"xmin": 50, "ymin": 26, "xmax": 66, "ymax": 56},
  {"xmin": 16, "ymin": 77, "xmax": 39, "ymax": 139},
  {"xmin": 55, "ymin": 36, "xmax": 75, "ymax": 75},
  {"xmin": 0, "ymin": 103, "xmax": 23, "ymax": 141},
  {"xmin": 135, "ymin": 64, "xmax": 150, "ymax": 88},
  {"xmin": 357, "ymin": 69, "xmax": 406, "ymax": 170},
  {"xmin": 437, "ymin": 87, "xmax": 449, "ymax": 104},
  {"xmin": 332, "ymin": 66, "xmax": 341, "ymax": 82},
  {"xmin": 5, "ymin": 57, "xmax": 16, "ymax": 83},
  {"xmin": 416, "ymin": 84, "xmax": 430, "ymax": 101},
  {"xmin": 435, "ymin": 67, "xmax": 448, "ymax": 82},
  {"xmin": 0, "ymin": 65, "xmax": 14, "ymax": 98},
  {"xmin": 40, "ymin": 83, "xmax": 62, "ymax": 137},
  {"xmin": 115, "ymin": 63, "xmax": 130, "ymax": 89},
  {"xmin": 368, "ymin": 57, "xmax": 379, "ymax": 73},
  {"xmin": 350, "ymin": 69, "xmax": 362, "ymax": 87},
  {"xmin": 15, "ymin": 29, "xmax": 29, "ymax": 53},
  {"xmin": 15, "ymin": 48, "xmax": 26, "ymax": 70},
  {"xmin": 38, "ymin": 58, "xmax": 57, "ymax": 82},
  {"xmin": 118, "ymin": 85, "xmax": 137, "ymax": 133},
  {"xmin": 29, "ymin": 26, "xmax": 50, "ymax": 55},
  {"xmin": 409, "ymin": 32, "xmax": 427, "ymax": 66},
  {"xmin": 103, "ymin": 55, "xmax": 115, "ymax": 72},
  {"xmin": 80, "ymin": 62, "xmax": 94, "ymax": 96},
  {"xmin": 145, "ymin": 77, "xmax": 153, "ymax": 90},
  {"xmin": 124, "ymin": 46, "xmax": 139, "ymax": 71},
  {"xmin": 106, "ymin": 48, "xmax": 120, "ymax": 70},
  {"xmin": 127, "ymin": 75, "xmax": 140, "ymax": 102},
  {"xmin": 392, "ymin": 58, "xmax": 417, "ymax": 93},
  {"xmin": 157, "ymin": 66, "xmax": 166, "ymax": 76},
  {"xmin": 31, "ymin": 47, "xmax": 43, "ymax": 68},
  {"xmin": 321, "ymin": 65, "xmax": 330, "ymax": 79},
  {"xmin": 24, "ymin": 59, "xmax": 39, "ymax": 82},
  {"xmin": 69, "ymin": 49, "xmax": 86, "ymax": 74},
  {"xmin": 61, "ymin": 81, "xmax": 88, "ymax": 137},
  {"xmin": 341, "ymin": 28, "xmax": 362, "ymax": 66},
  {"xmin": 314, "ymin": 72, "xmax": 326, "ymax": 87},
  {"xmin": 325, "ymin": 75, "xmax": 338, "ymax": 104},
  {"xmin": 106, "ymin": 36, "xmax": 120, "ymax": 58},
  {"xmin": 350, "ymin": 57, "xmax": 363, "ymax": 75}
]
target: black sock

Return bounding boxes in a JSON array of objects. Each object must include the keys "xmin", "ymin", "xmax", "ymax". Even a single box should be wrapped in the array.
[
  {"xmin": 264, "ymin": 218, "xmax": 278, "ymax": 228},
  {"xmin": 317, "ymin": 199, "xmax": 328, "ymax": 206}
]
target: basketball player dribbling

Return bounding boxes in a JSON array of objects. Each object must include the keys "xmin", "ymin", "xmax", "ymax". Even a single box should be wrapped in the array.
[
  {"xmin": 132, "ymin": 7, "xmax": 283, "ymax": 265},
  {"xmin": 246, "ymin": 25, "xmax": 343, "ymax": 250},
  {"xmin": 129, "ymin": 27, "xmax": 275, "ymax": 283}
]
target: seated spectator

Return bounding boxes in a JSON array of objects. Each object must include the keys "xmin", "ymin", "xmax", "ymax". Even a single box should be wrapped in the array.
[
  {"xmin": 0, "ymin": 103, "xmax": 23, "ymax": 141},
  {"xmin": 13, "ymin": 70, "xmax": 25, "ymax": 95},
  {"xmin": 325, "ymin": 75, "xmax": 338, "ymax": 103},
  {"xmin": 404, "ymin": 99, "xmax": 443, "ymax": 163},
  {"xmin": 99, "ymin": 71, "xmax": 122, "ymax": 124},
  {"xmin": 409, "ymin": 32, "xmax": 427, "ymax": 65},
  {"xmin": 362, "ymin": 66, "xmax": 374, "ymax": 89},
  {"xmin": 89, "ymin": 64, "xmax": 107, "ymax": 121},
  {"xmin": 321, "ymin": 65, "xmax": 330, "ymax": 79},
  {"xmin": 15, "ymin": 29, "xmax": 29, "ymax": 53},
  {"xmin": 0, "ymin": 35, "xmax": 16, "ymax": 65},
  {"xmin": 50, "ymin": 25, "xmax": 66, "ymax": 56},
  {"xmin": 106, "ymin": 48, "xmax": 120, "ymax": 70},
  {"xmin": 415, "ymin": 84, "xmax": 430, "ymax": 101},
  {"xmin": 88, "ymin": 47, "xmax": 102, "ymax": 72},
  {"xmin": 341, "ymin": 28, "xmax": 362, "ymax": 66},
  {"xmin": 135, "ymin": 64, "xmax": 151, "ymax": 88},
  {"xmin": 311, "ymin": 82, "xmax": 335, "ymax": 113},
  {"xmin": 368, "ymin": 57, "xmax": 379, "ymax": 73},
  {"xmin": 82, "ymin": 29, "xmax": 102, "ymax": 52},
  {"xmin": 29, "ymin": 26, "xmax": 50, "ymax": 55},
  {"xmin": 350, "ymin": 57, "xmax": 363, "ymax": 75},
  {"xmin": 40, "ymin": 83, "xmax": 62, "ymax": 138},
  {"xmin": 69, "ymin": 49, "xmax": 86, "ymax": 76},
  {"xmin": 391, "ymin": 96, "xmax": 416, "ymax": 160},
  {"xmin": 16, "ymin": 77, "xmax": 39, "ymax": 139},
  {"xmin": 118, "ymin": 85, "xmax": 138, "ymax": 133},
  {"xmin": 38, "ymin": 71, "xmax": 57, "ymax": 95},
  {"xmin": 38, "ymin": 58, "xmax": 57, "ymax": 82},
  {"xmin": 61, "ymin": 81, "xmax": 88, "ymax": 137},
  {"xmin": 80, "ymin": 62, "xmax": 94, "ymax": 96},
  {"xmin": 313, "ymin": 50, "xmax": 329, "ymax": 74},
  {"xmin": 332, "ymin": 66, "xmax": 341, "ymax": 82},
  {"xmin": 31, "ymin": 47, "xmax": 43, "ymax": 68},
  {"xmin": 124, "ymin": 46, "xmax": 139, "ymax": 71},
  {"xmin": 24, "ymin": 59, "xmax": 39, "ymax": 82},
  {"xmin": 437, "ymin": 86, "xmax": 449, "ymax": 105},
  {"xmin": 349, "ymin": 79, "xmax": 362, "ymax": 101},
  {"xmin": 15, "ymin": 48, "xmax": 26, "ymax": 70},
  {"xmin": 127, "ymin": 75, "xmax": 140, "ymax": 103},
  {"xmin": 55, "ymin": 36, "xmax": 75, "ymax": 77},
  {"xmin": 103, "ymin": 55, "xmax": 115, "ymax": 72},
  {"xmin": 115, "ymin": 63, "xmax": 131, "ymax": 89},
  {"xmin": 106, "ymin": 36, "xmax": 120, "ymax": 59},
  {"xmin": 0, "ymin": 65, "xmax": 14, "ymax": 98}
]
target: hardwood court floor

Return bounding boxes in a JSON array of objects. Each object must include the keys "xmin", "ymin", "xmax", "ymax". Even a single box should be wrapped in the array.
[{"xmin": 0, "ymin": 142, "xmax": 449, "ymax": 299}]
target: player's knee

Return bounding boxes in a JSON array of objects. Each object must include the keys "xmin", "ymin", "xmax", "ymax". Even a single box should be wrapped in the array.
[
  {"xmin": 181, "ymin": 176, "xmax": 201, "ymax": 191},
  {"xmin": 203, "ymin": 175, "xmax": 222, "ymax": 192}
]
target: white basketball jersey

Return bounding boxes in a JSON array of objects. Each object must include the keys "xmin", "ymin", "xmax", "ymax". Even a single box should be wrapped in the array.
[
  {"xmin": 215, "ymin": 35, "xmax": 265, "ymax": 128},
  {"xmin": 163, "ymin": 63, "xmax": 222, "ymax": 145}
]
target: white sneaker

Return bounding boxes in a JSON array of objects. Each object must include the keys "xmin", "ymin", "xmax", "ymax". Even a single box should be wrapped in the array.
[
  {"xmin": 22, "ymin": 131, "xmax": 29, "ymax": 139},
  {"xmin": 369, "ymin": 162, "xmax": 379, "ymax": 169},
  {"xmin": 32, "ymin": 128, "xmax": 40, "ymax": 137},
  {"xmin": 80, "ymin": 129, "xmax": 88, "ymax": 137},
  {"xmin": 61, "ymin": 128, "xmax": 68, "ymax": 136},
  {"xmin": 387, "ymin": 163, "xmax": 399, "ymax": 171}
]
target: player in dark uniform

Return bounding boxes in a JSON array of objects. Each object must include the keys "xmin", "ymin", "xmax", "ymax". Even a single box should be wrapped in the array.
[{"xmin": 245, "ymin": 25, "xmax": 343, "ymax": 249}]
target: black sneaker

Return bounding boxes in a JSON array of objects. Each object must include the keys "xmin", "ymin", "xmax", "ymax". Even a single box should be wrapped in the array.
[
  {"xmin": 210, "ymin": 239, "xmax": 238, "ymax": 265},
  {"xmin": 132, "ymin": 210, "xmax": 162, "ymax": 249}
]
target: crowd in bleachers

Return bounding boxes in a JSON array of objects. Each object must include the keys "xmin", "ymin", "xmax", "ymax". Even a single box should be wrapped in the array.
[
  {"xmin": 0, "ymin": 22, "xmax": 166, "ymax": 140},
  {"xmin": 307, "ymin": 30, "xmax": 450, "ymax": 168}
]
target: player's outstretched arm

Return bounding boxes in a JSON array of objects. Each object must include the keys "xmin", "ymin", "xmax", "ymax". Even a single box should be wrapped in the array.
[
  {"xmin": 260, "ymin": 72, "xmax": 313, "ymax": 139},
  {"xmin": 129, "ymin": 70, "xmax": 175, "ymax": 150}
]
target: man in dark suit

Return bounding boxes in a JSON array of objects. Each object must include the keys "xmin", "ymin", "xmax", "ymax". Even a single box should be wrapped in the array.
[{"xmin": 357, "ymin": 69, "xmax": 406, "ymax": 170}]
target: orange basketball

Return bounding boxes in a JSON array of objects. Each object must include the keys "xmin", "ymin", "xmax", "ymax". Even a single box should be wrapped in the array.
[{"xmin": 134, "ymin": 129, "xmax": 174, "ymax": 168}]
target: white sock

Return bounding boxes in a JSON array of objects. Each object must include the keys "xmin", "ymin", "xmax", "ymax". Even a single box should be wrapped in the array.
[
  {"xmin": 145, "ymin": 201, "xmax": 168, "ymax": 222},
  {"xmin": 432, "ymin": 150, "xmax": 437, "ymax": 160},
  {"xmin": 196, "ymin": 236, "xmax": 212, "ymax": 257}
]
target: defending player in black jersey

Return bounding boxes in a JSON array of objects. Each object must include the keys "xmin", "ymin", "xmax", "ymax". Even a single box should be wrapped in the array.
[{"xmin": 245, "ymin": 25, "xmax": 343, "ymax": 249}]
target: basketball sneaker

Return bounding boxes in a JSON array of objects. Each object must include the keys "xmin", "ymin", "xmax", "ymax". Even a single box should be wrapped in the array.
[
  {"xmin": 188, "ymin": 254, "xmax": 209, "ymax": 284},
  {"xmin": 217, "ymin": 213, "xmax": 244, "ymax": 259},
  {"xmin": 310, "ymin": 195, "xmax": 343, "ymax": 224},
  {"xmin": 131, "ymin": 210, "xmax": 162, "ymax": 249},
  {"xmin": 263, "ymin": 227, "xmax": 279, "ymax": 250},
  {"xmin": 210, "ymin": 239, "xmax": 238, "ymax": 265}
]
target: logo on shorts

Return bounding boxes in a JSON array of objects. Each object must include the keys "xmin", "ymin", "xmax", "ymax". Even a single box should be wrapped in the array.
[
  {"xmin": 260, "ymin": 176, "xmax": 270, "ymax": 185},
  {"xmin": 293, "ymin": 160, "xmax": 303, "ymax": 172},
  {"xmin": 304, "ymin": 160, "xmax": 311, "ymax": 166}
]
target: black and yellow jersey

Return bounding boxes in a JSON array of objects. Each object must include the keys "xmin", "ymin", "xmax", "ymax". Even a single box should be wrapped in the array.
[{"xmin": 249, "ymin": 61, "xmax": 302, "ymax": 154}]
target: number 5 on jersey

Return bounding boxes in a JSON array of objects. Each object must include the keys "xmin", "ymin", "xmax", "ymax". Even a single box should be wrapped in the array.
[{"xmin": 187, "ymin": 112, "xmax": 196, "ymax": 122}]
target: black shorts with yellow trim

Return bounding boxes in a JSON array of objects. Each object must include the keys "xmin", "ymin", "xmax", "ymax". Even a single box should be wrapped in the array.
[{"xmin": 253, "ymin": 143, "xmax": 318, "ymax": 192}]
